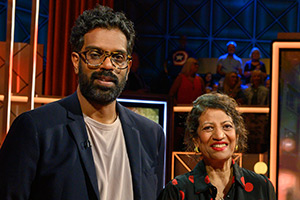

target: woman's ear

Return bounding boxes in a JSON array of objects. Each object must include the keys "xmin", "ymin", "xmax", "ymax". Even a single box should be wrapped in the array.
[{"xmin": 71, "ymin": 52, "xmax": 80, "ymax": 74}]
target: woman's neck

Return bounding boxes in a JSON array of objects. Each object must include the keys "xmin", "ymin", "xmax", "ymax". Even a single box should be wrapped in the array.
[{"xmin": 205, "ymin": 158, "xmax": 233, "ymax": 199}]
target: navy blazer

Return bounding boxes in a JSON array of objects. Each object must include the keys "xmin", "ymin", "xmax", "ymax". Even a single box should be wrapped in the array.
[{"xmin": 0, "ymin": 92, "xmax": 165, "ymax": 200}]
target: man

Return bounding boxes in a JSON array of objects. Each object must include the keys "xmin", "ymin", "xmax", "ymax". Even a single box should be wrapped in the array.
[
  {"xmin": 0, "ymin": 5, "xmax": 165, "ymax": 200},
  {"xmin": 216, "ymin": 41, "xmax": 243, "ymax": 87}
]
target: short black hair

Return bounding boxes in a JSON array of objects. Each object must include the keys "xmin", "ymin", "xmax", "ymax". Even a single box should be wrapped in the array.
[{"xmin": 70, "ymin": 5, "xmax": 135, "ymax": 54}]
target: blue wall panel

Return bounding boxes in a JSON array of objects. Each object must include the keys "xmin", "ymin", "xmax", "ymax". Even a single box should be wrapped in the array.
[
  {"xmin": 1, "ymin": 0, "xmax": 300, "ymax": 87},
  {"xmin": 116, "ymin": 0, "xmax": 300, "ymax": 85}
]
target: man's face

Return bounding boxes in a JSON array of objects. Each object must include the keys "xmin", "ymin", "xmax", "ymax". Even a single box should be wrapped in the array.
[
  {"xmin": 251, "ymin": 72, "xmax": 261, "ymax": 86},
  {"xmin": 227, "ymin": 44, "xmax": 236, "ymax": 55},
  {"xmin": 72, "ymin": 28, "xmax": 131, "ymax": 105}
]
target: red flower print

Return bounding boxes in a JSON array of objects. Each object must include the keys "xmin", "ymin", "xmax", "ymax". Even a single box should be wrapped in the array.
[
  {"xmin": 245, "ymin": 182, "xmax": 254, "ymax": 192},
  {"xmin": 179, "ymin": 190, "xmax": 185, "ymax": 200},
  {"xmin": 172, "ymin": 179, "xmax": 178, "ymax": 185},
  {"xmin": 205, "ymin": 175, "xmax": 210, "ymax": 184},
  {"xmin": 240, "ymin": 177, "xmax": 245, "ymax": 186},
  {"xmin": 232, "ymin": 176, "xmax": 235, "ymax": 183},
  {"xmin": 188, "ymin": 175, "xmax": 194, "ymax": 183}
]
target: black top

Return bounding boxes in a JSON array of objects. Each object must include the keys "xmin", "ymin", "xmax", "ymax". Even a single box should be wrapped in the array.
[
  {"xmin": 158, "ymin": 160, "xmax": 276, "ymax": 200},
  {"xmin": 244, "ymin": 60, "xmax": 266, "ymax": 84}
]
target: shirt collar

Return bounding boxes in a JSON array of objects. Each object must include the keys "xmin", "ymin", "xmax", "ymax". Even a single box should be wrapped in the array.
[{"xmin": 192, "ymin": 159, "xmax": 246, "ymax": 193}]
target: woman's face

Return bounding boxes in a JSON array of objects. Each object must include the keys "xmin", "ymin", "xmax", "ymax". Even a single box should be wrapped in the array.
[
  {"xmin": 196, "ymin": 108, "xmax": 237, "ymax": 163},
  {"xmin": 229, "ymin": 73, "xmax": 238, "ymax": 87},
  {"xmin": 252, "ymin": 50, "xmax": 260, "ymax": 60},
  {"xmin": 205, "ymin": 73, "xmax": 212, "ymax": 81}
]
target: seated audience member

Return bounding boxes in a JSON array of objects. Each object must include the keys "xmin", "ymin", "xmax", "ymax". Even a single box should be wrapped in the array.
[
  {"xmin": 244, "ymin": 47, "xmax": 267, "ymax": 85},
  {"xmin": 169, "ymin": 57, "xmax": 205, "ymax": 104},
  {"xmin": 265, "ymin": 77, "xmax": 270, "ymax": 89},
  {"xmin": 205, "ymin": 86, "xmax": 212, "ymax": 93},
  {"xmin": 220, "ymin": 71, "xmax": 246, "ymax": 105},
  {"xmin": 212, "ymin": 82, "xmax": 219, "ymax": 92},
  {"xmin": 216, "ymin": 41, "xmax": 243, "ymax": 87},
  {"xmin": 244, "ymin": 70, "xmax": 269, "ymax": 105},
  {"xmin": 158, "ymin": 93, "xmax": 276, "ymax": 200},
  {"xmin": 204, "ymin": 72, "xmax": 214, "ymax": 88}
]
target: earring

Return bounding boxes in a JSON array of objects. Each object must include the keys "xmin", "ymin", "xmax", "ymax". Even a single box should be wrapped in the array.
[
  {"xmin": 194, "ymin": 146, "xmax": 199, "ymax": 153},
  {"xmin": 235, "ymin": 145, "xmax": 238, "ymax": 151}
]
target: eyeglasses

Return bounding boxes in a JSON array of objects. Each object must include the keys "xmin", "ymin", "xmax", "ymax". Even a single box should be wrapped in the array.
[{"xmin": 77, "ymin": 49, "xmax": 132, "ymax": 70}]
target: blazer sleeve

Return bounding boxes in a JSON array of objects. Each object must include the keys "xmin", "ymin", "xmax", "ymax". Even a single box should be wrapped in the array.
[{"xmin": 0, "ymin": 113, "xmax": 39, "ymax": 200}]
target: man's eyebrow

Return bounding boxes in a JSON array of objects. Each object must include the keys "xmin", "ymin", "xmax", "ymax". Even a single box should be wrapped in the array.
[
  {"xmin": 84, "ymin": 46, "xmax": 102, "ymax": 51},
  {"xmin": 84, "ymin": 46, "xmax": 127, "ymax": 54}
]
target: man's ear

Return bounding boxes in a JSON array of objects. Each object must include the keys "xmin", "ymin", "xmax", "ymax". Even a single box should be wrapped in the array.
[{"xmin": 71, "ymin": 52, "xmax": 80, "ymax": 74}]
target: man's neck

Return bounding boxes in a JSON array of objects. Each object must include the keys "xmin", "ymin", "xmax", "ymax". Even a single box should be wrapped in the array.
[
  {"xmin": 227, "ymin": 53, "xmax": 234, "ymax": 58},
  {"xmin": 77, "ymin": 87, "xmax": 117, "ymax": 124}
]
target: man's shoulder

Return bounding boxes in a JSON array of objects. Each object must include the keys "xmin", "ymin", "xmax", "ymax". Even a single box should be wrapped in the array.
[
  {"xmin": 218, "ymin": 53, "xmax": 228, "ymax": 60},
  {"xmin": 233, "ymin": 54, "xmax": 242, "ymax": 62},
  {"xmin": 19, "ymin": 93, "xmax": 78, "ymax": 123}
]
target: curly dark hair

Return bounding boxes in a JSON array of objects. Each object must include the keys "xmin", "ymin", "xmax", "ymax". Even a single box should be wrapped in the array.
[
  {"xmin": 184, "ymin": 92, "xmax": 248, "ymax": 153},
  {"xmin": 70, "ymin": 5, "xmax": 135, "ymax": 54}
]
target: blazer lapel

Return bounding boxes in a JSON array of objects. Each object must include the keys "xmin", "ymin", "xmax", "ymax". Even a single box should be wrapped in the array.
[
  {"xmin": 62, "ymin": 93, "xmax": 99, "ymax": 200},
  {"xmin": 117, "ymin": 103, "xmax": 142, "ymax": 200}
]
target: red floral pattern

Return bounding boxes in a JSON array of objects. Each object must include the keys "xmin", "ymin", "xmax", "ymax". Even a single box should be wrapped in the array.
[
  {"xmin": 179, "ymin": 190, "xmax": 185, "ymax": 200},
  {"xmin": 204, "ymin": 175, "xmax": 210, "ymax": 184},
  {"xmin": 172, "ymin": 179, "xmax": 178, "ymax": 185},
  {"xmin": 188, "ymin": 175, "xmax": 194, "ymax": 183}
]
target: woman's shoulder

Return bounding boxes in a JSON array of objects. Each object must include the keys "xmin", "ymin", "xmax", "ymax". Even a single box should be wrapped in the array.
[
  {"xmin": 158, "ymin": 172, "xmax": 194, "ymax": 200},
  {"xmin": 169, "ymin": 172, "xmax": 193, "ymax": 188},
  {"xmin": 240, "ymin": 167, "xmax": 271, "ymax": 184}
]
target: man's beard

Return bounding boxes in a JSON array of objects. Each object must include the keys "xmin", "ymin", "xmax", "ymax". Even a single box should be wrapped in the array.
[{"xmin": 78, "ymin": 62, "xmax": 127, "ymax": 105}]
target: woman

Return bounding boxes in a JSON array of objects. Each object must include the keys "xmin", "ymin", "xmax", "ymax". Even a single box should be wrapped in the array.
[
  {"xmin": 158, "ymin": 93, "xmax": 276, "ymax": 200},
  {"xmin": 244, "ymin": 70, "xmax": 269, "ymax": 105},
  {"xmin": 244, "ymin": 47, "xmax": 267, "ymax": 85},
  {"xmin": 169, "ymin": 57, "xmax": 205, "ymax": 105},
  {"xmin": 220, "ymin": 72, "xmax": 246, "ymax": 105}
]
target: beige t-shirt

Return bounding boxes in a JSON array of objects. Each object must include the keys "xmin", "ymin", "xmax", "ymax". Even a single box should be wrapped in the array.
[{"xmin": 84, "ymin": 115, "xmax": 133, "ymax": 200}]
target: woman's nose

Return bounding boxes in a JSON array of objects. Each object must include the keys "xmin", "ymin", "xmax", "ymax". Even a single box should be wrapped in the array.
[{"xmin": 213, "ymin": 127, "xmax": 225, "ymax": 140}]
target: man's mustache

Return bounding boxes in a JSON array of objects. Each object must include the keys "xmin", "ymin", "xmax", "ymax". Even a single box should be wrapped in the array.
[{"xmin": 90, "ymin": 70, "xmax": 118, "ymax": 84}]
